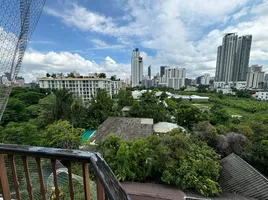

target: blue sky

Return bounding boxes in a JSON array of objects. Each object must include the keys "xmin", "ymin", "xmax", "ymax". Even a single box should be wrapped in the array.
[{"xmin": 16, "ymin": 0, "xmax": 268, "ymax": 82}]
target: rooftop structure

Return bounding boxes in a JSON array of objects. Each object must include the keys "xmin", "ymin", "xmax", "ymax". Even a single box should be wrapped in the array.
[
  {"xmin": 90, "ymin": 117, "xmax": 154, "ymax": 142},
  {"xmin": 153, "ymin": 122, "xmax": 179, "ymax": 133},
  {"xmin": 219, "ymin": 153, "xmax": 268, "ymax": 200}
]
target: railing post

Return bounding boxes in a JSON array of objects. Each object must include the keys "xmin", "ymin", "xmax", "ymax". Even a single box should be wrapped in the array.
[
  {"xmin": 96, "ymin": 175, "xmax": 104, "ymax": 200},
  {"xmin": 0, "ymin": 154, "xmax": 11, "ymax": 200},
  {"xmin": 8, "ymin": 155, "xmax": 21, "ymax": 200},
  {"xmin": 82, "ymin": 163, "xmax": 91, "ymax": 200}
]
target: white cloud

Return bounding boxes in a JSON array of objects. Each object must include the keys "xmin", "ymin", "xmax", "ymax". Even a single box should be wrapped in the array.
[
  {"xmin": 33, "ymin": 0, "xmax": 268, "ymax": 79},
  {"xmin": 20, "ymin": 50, "xmax": 130, "ymax": 82},
  {"xmin": 90, "ymin": 39, "xmax": 124, "ymax": 49},
  {"xmin": 233, "ymin": 6, "xmax": 249, "ymax": 20}
]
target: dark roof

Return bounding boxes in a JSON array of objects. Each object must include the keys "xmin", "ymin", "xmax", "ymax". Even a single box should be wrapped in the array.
[
  {"xmin": 184, "ymin": 191, "xmax": 256, "ymax": 200},
  {"xmin": 219, "ymin": 153, "xmax": 268, "ymax": 200},
  {"xmin": 121, "ymin": 182, "xmax": 254, "ymax": 200},
  {"xmin": 90, "ymin": 117, "xmax": 153, "ymax": 141},
  {"xmin": 121, "ymin": 182, "xmax": 185, "ymax": 200}
]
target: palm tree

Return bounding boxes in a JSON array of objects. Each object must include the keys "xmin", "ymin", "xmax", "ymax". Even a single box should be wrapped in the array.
[{"xmin": 53, "ymin": 89, "xmax": 73, "ymax": 120}]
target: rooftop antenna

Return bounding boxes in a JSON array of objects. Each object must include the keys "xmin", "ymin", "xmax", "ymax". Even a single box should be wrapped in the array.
[{"xmin": 0, "ymin": 0, "xmax": 46, "ymax": 120}]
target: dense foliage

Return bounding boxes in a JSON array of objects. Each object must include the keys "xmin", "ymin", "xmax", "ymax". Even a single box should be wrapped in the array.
[
  {"xmin": 95, "ymin": 131, "xmax": 221, "ymax": 197},
  {"xmin": 1, "ymin": 87, "xmax": 268, "ymax": 197}
]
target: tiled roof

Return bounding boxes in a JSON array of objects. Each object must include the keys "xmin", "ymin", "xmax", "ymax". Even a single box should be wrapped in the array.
[
  {"xmin": 184, "ymin": 191, "xmax": 256, "ymax": 200},
  {"xmin": 121, "ymin": 182, "xmax": 254, "ymax": 200},
  {"xmin": 121, "ymin": 182, "xmax": 185, "ymax": 200},
  {"xmin": 219, "ymin": 153, "xmax": 268, "ymax": 200},
  {"xmin": 90, "ymin": 117, "xmax": 153, "ymax": 141}
]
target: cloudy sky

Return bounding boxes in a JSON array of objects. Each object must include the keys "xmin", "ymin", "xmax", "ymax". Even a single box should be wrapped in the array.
[{"xmin": 18, "ymin": 0, "xmax": 268, "ymax": 82}]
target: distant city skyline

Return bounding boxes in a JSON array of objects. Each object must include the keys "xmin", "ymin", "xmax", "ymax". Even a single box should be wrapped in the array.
[{"xmin": 12, "ymin": 1, "xmax": 268, "ymax": 82}]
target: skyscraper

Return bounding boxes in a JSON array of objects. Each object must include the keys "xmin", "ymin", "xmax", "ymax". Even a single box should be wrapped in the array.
[
  {"xmin": 233, "ymin": 35, "xmax": 252, "ymax": 81},
  {"xmin": 131, "ymin": 48, "xmax": 143, "ymax": 87},
  {"xmin": 160, "ymin": 66, "xmax": 167, "ymax": 77},
  {"xmin": 148, "ymin": 65, "xmax": 151, "ymax": 79},
  {"xmin": 215, "ymin": 33, "xmax": 252, "ymax": 84}
]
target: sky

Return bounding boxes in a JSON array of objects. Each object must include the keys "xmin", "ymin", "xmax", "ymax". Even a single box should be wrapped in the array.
[{"xmin": 16, "ymin": 0, "xmax": 268, "ymax": 82}]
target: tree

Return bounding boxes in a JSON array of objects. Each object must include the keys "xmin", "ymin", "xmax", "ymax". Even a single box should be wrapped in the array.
[
  {"xmin": 176, "ymin": 104, "xmax": 202, "ymax": 130},
  {"xmin": 46, "ymin": 73, "xmax": 51, "ymax": 77},
  {"xmin": 41, "ymin": 120, "xmax": 84, "ymax": 149},
  {"xmin": 111, "ymin": 75, "xmax": 116, "ymax": 81},
  {"xmin": 117, "ymin": 90, "xmax": 134, "ymax": 107},
  {"xmin": 88, "ymin": 89, "xmax": 116, "ymax": 127},
  {"xmin": 51, "ymin": 73, "xmax": 57, "ymax": 78},
  {"xmin": 94, "ymin": 130, "xmax": 222, "ymax": 197},
  {"xmin": 129, "ymin": 92, "xmax": 169, "ymax": 123},
  {"xmin": 98, "ymin": 73, "xmax": 106, "ymax": 78},
  {"xmin": 32, "ymin": 94, "xmax": 56, "ymax": 128},
  {"xmin": 197, "ymin": 85, "xmax": 208, "ymax": 93},
  {"xmin": 53, "ymin": 89, "xmax": 73, "ymax": 121},
  {"xmin": 209, "ymin": 104, "xmax": 230, "ymax": 125},
  {"xmin": 0, "ymin": 122, "xmax": 41, "ymax": 146},
  {"xmin": 193, "ymin": 121, "xmax": 218, "ymax": 147},
  {"xmin": 1, "ymin": 98, "xmax": 29, "ymax": 125},
  {"xmin": 14, "ymin": 92, "xmax": 45, "ymax": 106},
  {"xmin": 159, "ymin": 92, "xmax": 168, "ymax": 100},
  {"xmin": 67, "ymin": 72, "xmax": 75, "ymax": 78}
]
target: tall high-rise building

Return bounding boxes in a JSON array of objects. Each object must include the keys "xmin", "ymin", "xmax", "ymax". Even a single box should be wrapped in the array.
[
  {"xmin": 164, "ymin": 67, "xmax": 186, "ymax": 90},
  {"xmin": 160, "ymin": 66, "xmax": 167, "ymax": 77},
  {"xmin": 247, "ymin": 65, "xmax": 264, "ymax": 88},
  {"xmin": 233, "ymin": 35, "xmax": 252, "ymax": 81},
  {"xmin": 215, "ymin": 33, "xmax": 252, "ymax": 84},
  {"xmin": 215, "ymin": 46, "xmax": 222, "ymax": 82},
  {"xmin": 131, "ymin": 48, "xmax": 143, "ymax": 87},
  {"xmin": 148, "ymin": 65, "xmax": 151, "ymax": 79}
]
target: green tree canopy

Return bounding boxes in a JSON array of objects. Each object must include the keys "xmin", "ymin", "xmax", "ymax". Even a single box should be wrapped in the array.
[
  {"xmin": 117, "ymin": 90, "xmax": 134, "ymax": 107},
  {"xmin": 95, "ymin": 130, "xmax": 221, "ymax": 197},
  {"xmin": 41, "ymin": 120, "xmax": 84, "ymax": 149},
  {"xmin": 129, "ymin": 92, "xmax": 169, "ymax": 123},
  {"xmin": 176, "ymin": 104, "xmax": 202, "ymax": 130},
  {"xmin": 88, "ymin": 89, "xmax": 116, "ymax": 128},
  {"xmin": 14, "ymin": 92, "xmax": 45, "ymax": 106},
  {"xmin": 98, "ymin": 73, "xmax": 106, "ymax": 78},
  {"xmin": 0, "ymin": 122, "xmax": 40, "ymax": 146}
]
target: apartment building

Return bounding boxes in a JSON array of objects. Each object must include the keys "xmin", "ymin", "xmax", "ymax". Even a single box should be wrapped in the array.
[{"xmin": 39, "ymin": 77, "xmax": 114, "ymax": 103}]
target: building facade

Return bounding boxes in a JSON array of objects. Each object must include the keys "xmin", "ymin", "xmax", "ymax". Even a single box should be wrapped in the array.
[
  {"xmin": 184, "ymin": 78, "xmax": 192, "ymax": 86},
  {"xmin": 247, "ymin": 65, "xmax": 264, "ymax": 89},
  {"xmin": 215, "ymin": 33, "xmax": 252, "ymax": 85},
  {"xmin": 201, "ymin": 73, "xmax": 210, "ymax": 85},
  {"xmin": 39, "ymin": 77, "xmax": 112, "ymax": 103},
  {"xmin": 256, "ymin": 91, "xmax": 268, "ymax": 101},
  {"xmin": 233, "ymin": 35, "xmax": 252, "ymax": 82},
  {"xmin": 148, "ymin": 65, "xmax": 151, "ymax": 79},
  {"xmin": 131, "ymin": 48, "xmax": 143, "ymax": 87},
  {"xmin": 164, "ymin": 68, "xmax": 186, "ymax": 90},
  {"xmin": 160, "ymin": 66, "xmax": 168, "ymax": 77},
  {"xmin": 111, "ymin": 81, "xmax": 122, "ymax": 96}
]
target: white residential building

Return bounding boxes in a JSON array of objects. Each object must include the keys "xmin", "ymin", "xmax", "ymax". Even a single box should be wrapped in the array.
[
  {"xmin": 255, "ymin": 91, "xmax": 268, "ymax": 101},
  {"xmin": 39, "ymin": 77, "xmax": 113, "ymax": 103},
  {"xmin": 131, "ymin": 48, "xmax": 143, "ymax": 87},
  {"xmin": 164, "ymin": 67, "xmax": 186, "ymax": 90},
  {"xmin": 201, "ymin": 73, "xmax": 210, "ymax": 85},
  {"xmin": 111, "ymin": 81, "xmax": 122, "ymax": 96},
  {"xmin": 247, "ymin": 65, "xmax": 264, "ymax": 89}
]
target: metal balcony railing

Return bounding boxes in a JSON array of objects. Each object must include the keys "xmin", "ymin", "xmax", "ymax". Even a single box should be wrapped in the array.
[{"xmin": 0, "ymin": 144, "xmax": 130, "ymax": 200}]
